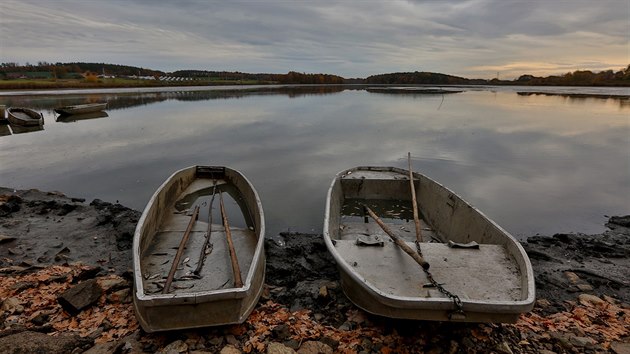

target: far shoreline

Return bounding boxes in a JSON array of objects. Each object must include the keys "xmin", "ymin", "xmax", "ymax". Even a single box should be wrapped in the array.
[{"xmin": 1, "ymin": 83, "xmax": 629, "ymax": 100}]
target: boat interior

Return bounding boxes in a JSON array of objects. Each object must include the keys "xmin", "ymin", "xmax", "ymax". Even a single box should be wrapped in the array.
[
  {"xmin": 329, "ymin": 168, "xmax": 527, "ymax": 303},
  {"xmin": 139, "ymin": 170, "xmax": 258, "ymax": 296}
]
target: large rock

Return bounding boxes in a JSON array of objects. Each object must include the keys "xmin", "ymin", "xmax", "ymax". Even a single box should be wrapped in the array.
[
  {"xmin": 0, "ymin": 331, "xmax": 93, "ymax": 354},
  {"xmin": 58, "ymin": 278, "xmax": 102, "ymax": 314}
]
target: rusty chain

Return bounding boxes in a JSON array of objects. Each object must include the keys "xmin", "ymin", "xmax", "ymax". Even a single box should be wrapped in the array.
[{"xmin": 416, "ymin": 240, "xmax": 465, "ymax": 320}]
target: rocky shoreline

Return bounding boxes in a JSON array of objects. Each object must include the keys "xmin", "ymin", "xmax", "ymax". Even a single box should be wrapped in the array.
[{"xmin": 0, "ymin": 187, "xmax": 628, "ymax": 353}]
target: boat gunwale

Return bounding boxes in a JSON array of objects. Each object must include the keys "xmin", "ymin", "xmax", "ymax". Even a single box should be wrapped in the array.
[
  {"xmin": 132, "ymin": 165, "xmax": 266, "ymax": 304},
  {"xmin": 322, "ymin": 166, "xmax": 535, "ymax": 312}
]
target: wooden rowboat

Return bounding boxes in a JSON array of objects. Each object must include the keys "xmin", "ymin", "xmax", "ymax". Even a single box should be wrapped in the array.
[
  {"xmin": 7, "ymin": 107, "xmax": 43, "ymax": 126},
  {"xmin": 323, "ymin": 166, "xmax": 535, "ymax": 323},
  {"xmin": 54, "ymin": 103, "xmax": 107, "ymax": 115},
  {"xmin": 133, "ymin": 166, "xmax": 265, "ymax": 332}
]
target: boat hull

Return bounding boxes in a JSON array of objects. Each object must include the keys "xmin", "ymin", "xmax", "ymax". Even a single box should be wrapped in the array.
[
  {"xmin": 133, "ymin": 166, "xmax": 265, "ymax": 332},
  {"xmin": 323, "ymin": 166, "xmax": 535, "ymax": 323},
  {"xmin": 54, "ymin": 103, "xmax": 107, "ymax": 115}
]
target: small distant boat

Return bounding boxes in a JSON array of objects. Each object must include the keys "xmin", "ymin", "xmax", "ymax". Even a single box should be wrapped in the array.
[
  {"xmin": 56, "ymin": 111, "xmax": 109, "ymax": 123},
  {"xmin": 54, "ymin": 103, "xmax": 107, "ymax": 115},
  {"xmin": 133, "ymin": 165, "xmax": 265, "ymax": 332},
  {"xmin": 7, "ymin": 107, "xmax": 44, "ymax": 126},
  {"xmin": 323, "ymin": 166, "xmax": 535, "ymax": 323}
]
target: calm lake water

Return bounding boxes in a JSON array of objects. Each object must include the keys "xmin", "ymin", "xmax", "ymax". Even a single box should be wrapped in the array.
[{"xmin": 1, "ymin": 85, "xmax": 628, "ymax": 239}]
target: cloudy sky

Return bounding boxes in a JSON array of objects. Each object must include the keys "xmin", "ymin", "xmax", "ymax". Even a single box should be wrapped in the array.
[{"xmin": 1, "ymin": 0, "xmax": 628, "ymax": 79}]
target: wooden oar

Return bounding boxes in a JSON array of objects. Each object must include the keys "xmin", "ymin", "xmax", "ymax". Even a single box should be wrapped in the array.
[
  {"xmin": 408, "ymin": 152, "xmax": 423, "ymax": 243},
  {"xmin": 163, "ymin": 205, "xmax": 200, "ymax": 294},
  {"xmin": 220, "ymin": 191, "xmax": 243, "ymax": 288},
  {"xmin": 194, "ymin": 181, "xmax": 218, "ymax": 276},
  {"xmin": 363, "ymin": 204, "xmax": 430, "ymax": 270}
]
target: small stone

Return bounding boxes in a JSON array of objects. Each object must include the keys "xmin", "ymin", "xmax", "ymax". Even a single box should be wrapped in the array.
[
  {"xmin": 448, "ymin": 340, "xmax": 459, "ymax": 354},
  {"xmin": 267, "ymin": 342, "xmax": 296, "ymax": 354},
  {"xmin": 100, "ymin": 319, "xmax": 113, "ymax": 331},
  {"xmin": 97, "ymin": 277, "xmax": 129, "ymax": 292},
  {"xmin": 576, "ymin": 283, "xmax": 593, "ymax": 292},
  {"xmin": 318, "ymin": 286, "xmax": 328, "ymax": 298},
  {"xmin": 159, "ymin": 340, "xmax": 188, "ymax": 354},
  {"xmin": 563, "ymin": 271, "xmax": 580, "ymax": 284},
  {"xmin": 569, "ymin": 336, "xmax": 594, "ymax": 347},
  {"xmin": 360, "ymin": 338, "xmax": 373, "ymax": 351},
  {"xmin": 208, "ymin": 336, "xmax": 224, "ymax": 346},
  {"xmin": 272, "ymin": 324, "xmax": 291, "ymax": 340},
  {"xmin": 337, "ymin": 322, "xmax": 351, "ymax": 331},
  {"xmin": 0, "ymin": 234, "xmax": 16, "ymax": 243},
  {"xmin": 297, "ymin": 341, "xmax": 333, "ymax": 354},
  {"xmin": 30, "ymin": 312, "xmax": 49, "ymax": 326},
  {"xmin": 610, "ymin": 341, "xmax": 630, "ymax": 354},
  {"xmin": 11, "ymin": 281, "xmax": 38, "ymax": 292},
  {"xmin": 551, "ymin": 333, "xmax": 573, "ymax": 349},
  {"xmin": 107, "ymin": 288, "xmax": 131, "ymax": 303},
  {"xmin": 8, "ymin": 248, "xmax": 24, "ymax": 256},
  {"xmin": 602, "ymin": 295, "xmax": 618, "ymax": 304},
  {"xmin": 320, "ymin": 336, "xmax": 339, "ymax": 350},
  {"xmin": 225, "ymin": 335, "xmax": 239, "ymax": 346},
  {"xmin": 495, "ymin": 341, "xmax": 513, "ymax": 354},
  {"xmin": 283, "ymin": 339, "xmax": 300, "ymax": 350},
  {"xmin": 2, "ymin": 297, "xmax": 24, "ymax": 314},
  {"xmin": 220, "ymin": 344, "xmax": 242, "ymax": 354},
  {"xmin": 536, "ymin": 299, "xmax": 551, "ymax": 307},
  {"xmin": 578, "ymin": 293, "xmax": 606, "ymax": 306},
  {"xmin": 261, "ymin": 285, "xmax": 271, "ymax": 300}
]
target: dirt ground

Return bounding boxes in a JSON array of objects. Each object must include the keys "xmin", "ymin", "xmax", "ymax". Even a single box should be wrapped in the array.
[{"xmin": 0, "ymin": 187, "xmax": 628, "ymax": 353}]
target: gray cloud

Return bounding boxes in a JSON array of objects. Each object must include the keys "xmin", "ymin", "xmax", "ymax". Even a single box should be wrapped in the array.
[{"xmin": 1, "ymin": 0, "xmax": 627, "ymax": 78}]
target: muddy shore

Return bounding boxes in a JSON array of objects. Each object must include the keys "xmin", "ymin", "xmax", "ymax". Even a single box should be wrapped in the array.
[{"xmin": 0, "ymin": 187, "xmax": 628, "ymax": 353}]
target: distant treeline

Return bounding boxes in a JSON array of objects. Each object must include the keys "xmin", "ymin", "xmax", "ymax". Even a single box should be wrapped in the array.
[
  {"xmin": 170, "ymin": 70, "xmax": 345, "ymax": 84},
  {"xmin": 510, "ymin": 66, "xmax": 630, "ymax": 86},
  {"xmin": 364, "ymin": 67, "xmax": 630, "ymax": 86},
  {"xmin": 364, "ymin": 72, "xmax": 486, "ymax": 85},
  {"xmin": 0, "ymin": 62, "xmax": 344, "ymax": 84},
  {"xmin": 1, "ymin": 62, "xmax": 629, "ymax": 86},
  {"xmin": 0, "ymin": 62, "xmax": 162, "ymax": 78}
]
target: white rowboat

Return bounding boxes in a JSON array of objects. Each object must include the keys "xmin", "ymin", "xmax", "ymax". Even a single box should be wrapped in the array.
[
  {"xmin": 133, "ymin": 166, "xmax": 265, "ymax": 332},
  {"xmin": 323, "ymin": 166, "xmax": 535, "ymax": 323}
]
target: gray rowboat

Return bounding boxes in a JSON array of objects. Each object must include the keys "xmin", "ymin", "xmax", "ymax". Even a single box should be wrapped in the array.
[
  {"xmin": 54, "ymin": 103, "xmax": 107, "ymax": 115},
  {"xmin": 133, "ymin": 166, "xmax": 265, "ymax": 332},
  {"xmin": 7, "ymin": 107, "xmax": 43, "ymax": 126},
  {"xmin": 323, "ymin": 166, "xmax": 535, "ymax": 323}
]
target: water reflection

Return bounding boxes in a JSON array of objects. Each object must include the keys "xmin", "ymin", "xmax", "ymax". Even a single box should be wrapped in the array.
[
  {"xmin": 0, "ymin": 124, "xmax": 10, "ymax": 137},
  {"xmin": 8, "ymin": 124, "xmax": 45, "ymax": 135},
  {"xmin": 0, "ymin": 86, "xmax": 351, "ymax": 113},
  {"xmin": 56, "ymin": 111, "xmax": 109, "ymax": 123},
  {"xmin": 517, "ymin": 91, "xmax": 630, "ymax": 109},
  {"xmin": 0, "ymin": 86, "xmax": 628, "ymax": 239}
]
